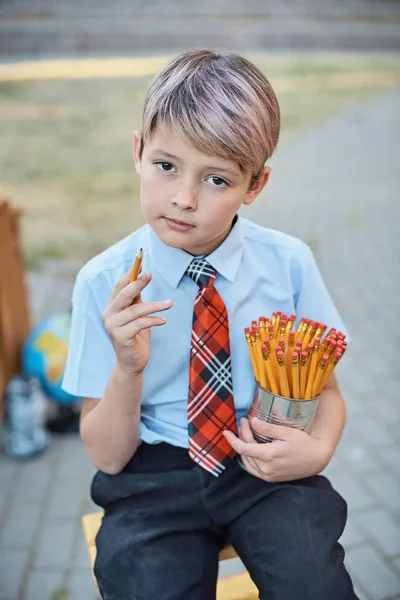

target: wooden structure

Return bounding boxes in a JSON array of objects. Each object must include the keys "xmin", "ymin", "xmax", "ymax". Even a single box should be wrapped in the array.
[
  {"xmin": 0, "ymin": 198, "xmax": 31, "ymax": 417},
  {"xmin": 82, "ymin": 512, "xmax": 258, "ymax": 600}
]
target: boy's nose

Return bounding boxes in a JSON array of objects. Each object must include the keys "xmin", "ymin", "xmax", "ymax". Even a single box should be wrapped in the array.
[{"xmin": 173, "ymin": 187, "xmax": 197, "ymax": 210}]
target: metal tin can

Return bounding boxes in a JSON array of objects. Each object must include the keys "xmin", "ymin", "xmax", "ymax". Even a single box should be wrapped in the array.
[{"xmin": 248, "ymin": 385, "xmax": 320, "ymax": 443}]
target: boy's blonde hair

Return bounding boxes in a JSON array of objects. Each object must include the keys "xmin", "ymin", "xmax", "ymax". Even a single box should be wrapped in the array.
[{"xmin": 141, "ymin": 49, "xmax": 280, "ymax": 180}]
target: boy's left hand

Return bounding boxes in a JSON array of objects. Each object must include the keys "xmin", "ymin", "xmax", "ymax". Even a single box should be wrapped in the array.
[{"xmin": 223, "ymin": 417, "xmax": 333, "ymax": 482}]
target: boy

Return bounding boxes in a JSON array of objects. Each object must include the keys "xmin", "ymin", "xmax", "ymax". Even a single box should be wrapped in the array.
[{"xmin": 63, "ymin": 49, "xmax": 358, "ymax": 599}]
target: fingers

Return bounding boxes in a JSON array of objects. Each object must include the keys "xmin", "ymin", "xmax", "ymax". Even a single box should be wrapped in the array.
[
  {"xmin": 109, "ymin": 267, "xmax": 134, "ymax": 303},
  {"xmin": 250, "ymin": 417, "xmax": 297, "ymax": 442},
  {"xmin": 103, "ymin": 269, "xmax": 174, "ymax": 343},
  {"xmin": 238, "ymin": 421, "xmax": 264, "ymax": 477},
  {"xmin": 226, "ymin": 418, "xmax": 298, "ymax": 483},
  {"xmin": 106, "ymin": 271, "xmax": 154, "ymax": 316},
  {"xmin": 223, "ymin": 430, "xmax": 265, "ymax": 459},
  {"xmin": 239, "ymin": 418, "xmax": 256, "ymax": 443},
  {"xmin": 241, "ymin": 455, "xmax": 262, "ymax": 478},
  {"xmin": 116, "ymin": 316, "xmax": 168, "ymax": 339},
  {"xmin": 113, "ymin": 298, "xmax": 173, "ymax": 327}
]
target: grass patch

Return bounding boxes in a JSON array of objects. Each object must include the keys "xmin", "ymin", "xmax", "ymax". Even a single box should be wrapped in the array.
[{"xmin": 0, "ymin": 54, "xmax": 399, "ymax": 264}]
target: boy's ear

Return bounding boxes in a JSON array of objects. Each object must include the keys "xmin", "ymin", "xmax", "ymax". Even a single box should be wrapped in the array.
[
  {"xmin": 132, "ymin": 130, "xmax": 142, "ymax": 174},
  {"xmin": 243, "ymin": 166, "xmax": 272, "ymax": 206}
]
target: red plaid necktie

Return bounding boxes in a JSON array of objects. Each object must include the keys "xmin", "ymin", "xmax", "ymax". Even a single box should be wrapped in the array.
[{"xmin": 186, "ymin": 258, "xmax": 238, "ymax": 476}]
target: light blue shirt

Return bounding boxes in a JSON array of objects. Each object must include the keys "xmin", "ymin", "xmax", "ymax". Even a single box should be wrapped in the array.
[{"xmin": 62, "ymin": 216, "xmax": 348, "ymax": 448}]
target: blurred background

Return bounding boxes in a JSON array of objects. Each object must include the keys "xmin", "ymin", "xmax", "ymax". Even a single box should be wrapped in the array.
[{"xmin": 0, "ymin": 1, "xmax": 399, "ymax": 599}]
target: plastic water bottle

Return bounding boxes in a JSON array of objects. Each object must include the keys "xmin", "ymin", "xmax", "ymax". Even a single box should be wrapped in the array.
[
  {"xmin": 28, "ymin": 377, "xmax": 51, "ymax": 450},
  {"xmin": 5, "ymin": 375, "xmax": 50, "ymax": 459}
]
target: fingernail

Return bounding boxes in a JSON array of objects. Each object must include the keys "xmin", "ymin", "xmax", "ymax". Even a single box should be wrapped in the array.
[{"xmin": 163, "ymin": 299, "xmax": 172, "ymax": 306}]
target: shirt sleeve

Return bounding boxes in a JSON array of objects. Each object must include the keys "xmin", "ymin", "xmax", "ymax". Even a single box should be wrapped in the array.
[
  {"xmin": 291, "ymin": 242, "xmax": 350, "ymax": 340},
  {"xmin": 62, "ymin": 270, "xmax": 116, "ymax": 398}
]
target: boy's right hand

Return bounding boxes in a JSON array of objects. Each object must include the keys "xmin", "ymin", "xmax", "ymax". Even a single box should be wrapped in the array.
[{"xmin": 102, "ymin": 269, "xmax": 172, "ymax": 376}]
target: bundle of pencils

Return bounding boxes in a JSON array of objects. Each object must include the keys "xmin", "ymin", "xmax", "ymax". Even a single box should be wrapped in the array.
[{"xmin": 244, "ymin": 313, "xmax": 347, "ymax": 400}]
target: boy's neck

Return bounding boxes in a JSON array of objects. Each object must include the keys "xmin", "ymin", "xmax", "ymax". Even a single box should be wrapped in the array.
[{"xmin": 193, "ymin": 214, "xmax": 238, "ymax": 258}]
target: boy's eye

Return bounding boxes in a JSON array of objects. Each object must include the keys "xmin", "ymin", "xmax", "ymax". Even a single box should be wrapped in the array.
[
  {"xmin": 207, "ymin": 176, "xmax": 228, "ymax": 188},
  {"xmin": 156, "ymin": 162, "xmax": 176, "ymax": 172}
]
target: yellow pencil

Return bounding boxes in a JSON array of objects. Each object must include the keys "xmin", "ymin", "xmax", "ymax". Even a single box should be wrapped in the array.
[
  {"xmin": 318, "ymin": 335, "xmax": 331, "ymax": 360},
  {"xmin": 268, "ymin": 324, "xmax": 276, "ymax": 351},
  {"xmin": 303, "ymin": 320, "xmax": 314, "ymax": 346},
  {"xmin": 295, "ymin": 318, "xmax": 308, "ymax": 347},
  {"xmin": 245, "ymin": 314, "xmax": 347, "ymax": 403},
  {"xmin": 312, "ymin": 323, "xmax": 326, "ymax": 343},
  {"xmin": 287, "ymin": 315, "xmax": 296, "ymax": 332},
  {"xmin": 277, "ymin": 337, "xmax": 285, "ymax": 353},
  {"xmin": 304, "ymin": 342, "xmax": 314, "ymax": 388},
  {"xmin": 253, "ymin": 327, "xmax": 267, "ymax": 388},
  {"xmin": 304, "ymin": 341, "xmax": 320, "ymax": 399},
  {"xmin": 285, "ymin": 330, "xmax": 295, "ymax": 380},
  {"xmin": 292, "ymin": 351, "xmax": 300, "ymax": 399},
  {"xmin": 279, "ymin": 316, "xmax": 288, "ymax": 343},
  {"xmin": 130, "ymin": 248, "xmax": 143, "ymax": 282},
  {"xmin": 326, "ymin": 339, "xmax": 338, "ymax": 359},
  {"xmin": 319, "ymin": 350, "xmax": 343, "ymax": 391},
  {"xmin": 259, "ymin": 316, "xmax": 268, "ymax": 338},
  {"xmin": 305, "ymin": 338, "xmax": 320, "ymax": 399},
  {"xmin": 254, "ymin": 327, "xmax": 268, "ymax": 389},
  {"xmin": 311, "ymin": 353, "xmax": 329, "ymax": 398},
  {"xmin": 277, "ymin": 349, "xmax": 290, "ymax": 397},
  {"xmin": 299, "ymin": 350, "xmax": 308, "ymax": 399},
  {"xmin": 274, "ymin": 312, "xmax": 282, "ymax": 340},
  {"xmin": 261, "ymin": 343, "xmax": 279, "ymax": 394},
  {"xmin": 245, "ymin": 328, "xmax": 260, "ymax": 384}
]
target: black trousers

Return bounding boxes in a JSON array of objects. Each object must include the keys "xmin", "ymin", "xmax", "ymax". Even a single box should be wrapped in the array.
[{"xmin": 91, "ymin": 442, "xmax": 358, "ymax": 600}]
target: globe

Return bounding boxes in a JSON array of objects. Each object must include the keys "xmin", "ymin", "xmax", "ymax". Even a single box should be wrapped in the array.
[{"xmin": 22, "ymin": 313, "xmax": 79, "ymax": 404}]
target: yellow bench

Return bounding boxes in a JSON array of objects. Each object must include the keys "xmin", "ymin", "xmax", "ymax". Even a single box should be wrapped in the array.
[{"xmin": 82, "ymin": 512, "xmax": 258, "ymax": 600}]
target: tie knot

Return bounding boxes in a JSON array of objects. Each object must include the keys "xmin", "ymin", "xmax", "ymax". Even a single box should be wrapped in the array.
[{"xmin": 186, "ymin": 258, "xmax": 216, "ymax": 288}]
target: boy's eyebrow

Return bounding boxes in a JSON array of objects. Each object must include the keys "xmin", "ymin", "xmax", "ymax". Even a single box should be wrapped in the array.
[
  {"xmin": 149, "ymin": 149, "xmax": 180, "ymax": 161},
  {"xmin": 149, "ymin": 149, "xmax": 240, "ymax": 177},
  {"xmin": 207, "ymin": 166, "xmax": 241, "ymax": 178}
]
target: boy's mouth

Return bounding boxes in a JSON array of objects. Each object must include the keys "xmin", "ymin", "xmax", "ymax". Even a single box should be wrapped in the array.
[{"xmin": 164, "ymin": 217, "xmax": 195, "ymax": 232}]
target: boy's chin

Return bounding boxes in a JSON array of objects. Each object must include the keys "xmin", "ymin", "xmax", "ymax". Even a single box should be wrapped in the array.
[
  {"xmin": 155, "ymin": 228, "xmax": 189, "ymax": 248},
  {"xmin": 156, "ymin": 229, "xmax": 200, "ymax": 255},
  {"xmin": 154, "ymin": 221, "xmax": 193, "ymax": 244}
]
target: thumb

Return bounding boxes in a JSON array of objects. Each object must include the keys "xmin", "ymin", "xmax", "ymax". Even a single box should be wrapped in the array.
[
  {"xmin": 239, "ymin": 417, "xmax": 256, "ymax": 443},
  {"xmin": 250, "ymin": 417, "xmax": 295, "ymax": 441}
]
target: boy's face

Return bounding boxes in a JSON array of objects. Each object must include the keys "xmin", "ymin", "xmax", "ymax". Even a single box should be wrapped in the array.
[{"xmin": 133, "ymin": 126, "xmax": 270, "ymax": 256}]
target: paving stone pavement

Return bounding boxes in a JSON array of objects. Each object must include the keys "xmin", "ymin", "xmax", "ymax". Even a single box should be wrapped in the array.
[
  {"xmin": 1, "ymin": 0, "xmax": 400, "ymax": 57},
  {"xmin": 0, "ymin": 88, "xmax": 399, "ymax": 600}
]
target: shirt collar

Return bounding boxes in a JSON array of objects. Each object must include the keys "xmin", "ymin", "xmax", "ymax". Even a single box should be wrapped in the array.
[{"xmin": 148, "ymin": 215, "xmax": 244, "ymax": 289}]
